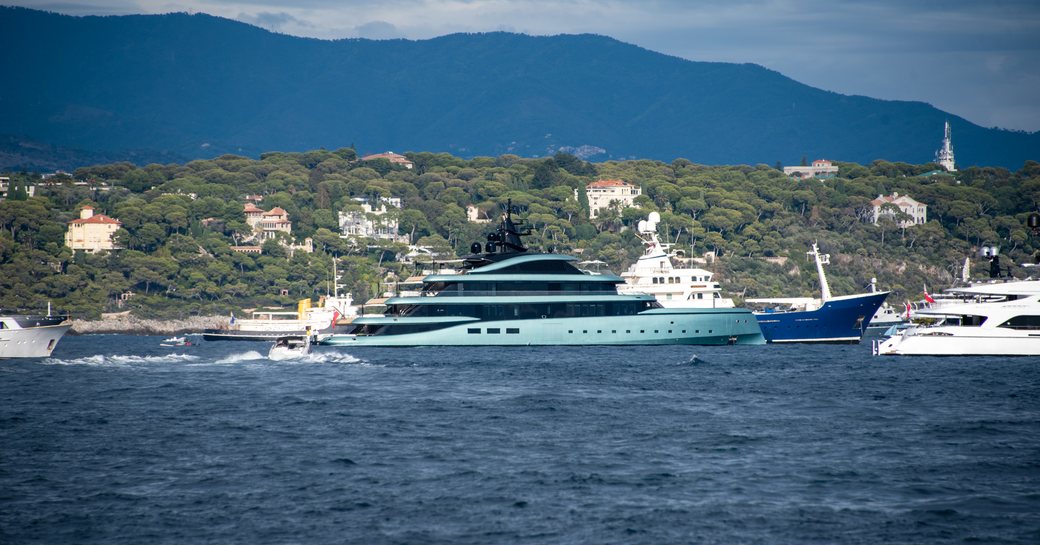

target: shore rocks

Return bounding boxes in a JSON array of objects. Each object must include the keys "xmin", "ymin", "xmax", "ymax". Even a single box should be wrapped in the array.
[{"xmin": 70, "ymin": 314, "xmax": 228, "ymax": 335}]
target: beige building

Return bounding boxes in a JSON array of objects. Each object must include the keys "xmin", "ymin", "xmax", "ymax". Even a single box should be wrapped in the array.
[
  {"xmin": 66, "ymin": 206, "xmax": 121, "ymax": 253},
  {"xmin": 783, "ymin": 159, "xmax": 839, "ymax": 179},
  {"xmin": 586, "ymin": 179, "xmax": 641, "ymax": 219},
  {"xmin": 871, "ymin": 192, "xmax": 927, "ymax": 227}
]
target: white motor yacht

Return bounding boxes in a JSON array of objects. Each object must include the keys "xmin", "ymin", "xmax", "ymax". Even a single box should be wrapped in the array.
[
  {"xmin": 0, "ymin": 310, "xmax": 71, "ymax": 358},
  {"xmin": 617, "ymin": 212, "xmax": 734, "ymax": 308},
  {"xmin": 268, "ymin": 334, "xmax": 312, "ymax": 360},
  {"xmin": 874, "ymin": 280, "xmax": 1040, "ymax": 356}
]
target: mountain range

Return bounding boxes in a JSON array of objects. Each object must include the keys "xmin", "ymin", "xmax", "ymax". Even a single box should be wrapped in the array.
[{"xmin": 1, "ymin": 6, "xmax": 1037, "ymax": 170}]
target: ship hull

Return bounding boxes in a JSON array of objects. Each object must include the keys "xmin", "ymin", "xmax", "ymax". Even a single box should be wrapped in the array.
[
  {"xmin": 754, "ymin": 292, "xmax": 888, "ymax": 343},
  {"xmin": 876, "ymin": 329, "xmax": 1040, "ymax": 356},
  {"xmin": 0, "ymin": 322, "xmax": 72, "ymax": 358},
  {"xmin": 319, "ymin": 308, "xmax": 764, "ymax": 347}
]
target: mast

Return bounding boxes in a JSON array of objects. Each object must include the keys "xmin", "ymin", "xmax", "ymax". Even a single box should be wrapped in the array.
[{"xmin": 808, "ymin": 242, "xmax": 832, "ymax": 301}]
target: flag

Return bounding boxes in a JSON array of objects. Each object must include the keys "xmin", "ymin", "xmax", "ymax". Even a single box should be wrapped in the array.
[
  {"xmin": 904, "ymin": 301, "xmax": 911, "ymax": 319},
  {"xmin": 923, "ymin": 291, "xmax": 935, "ymax": 304}
]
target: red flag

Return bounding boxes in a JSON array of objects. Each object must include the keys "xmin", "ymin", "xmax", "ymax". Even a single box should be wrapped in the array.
[
  {"xmin": 923, "ymin": 290, "xmax": 935, "ymax": 304},
  {"xmin": 904, "ymin": 301, "xmax": 911, "ymax": 319}
]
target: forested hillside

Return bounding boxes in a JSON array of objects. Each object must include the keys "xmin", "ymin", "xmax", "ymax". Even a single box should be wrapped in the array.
[
  {"xmin": 2, "ymin": 150, "xmax": 1038, "ymax": 320},
  {"xmin": 3, "ymin": 6, "xmax": 1038, "ymax": 170}
]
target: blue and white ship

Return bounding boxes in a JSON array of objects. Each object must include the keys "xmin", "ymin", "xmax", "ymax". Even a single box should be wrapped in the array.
[
  {"xmin": 747, "ymin": 243, "xmax": 888, "ymax": 343},
  {"xmin": 319, "ymin": 207, "xmax": 764, "ymax": 347}
]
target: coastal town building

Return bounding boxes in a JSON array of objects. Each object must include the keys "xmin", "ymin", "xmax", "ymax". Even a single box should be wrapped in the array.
[
  {"xmin": 783, "ymin": 159, "xmax": 840, "ymax": 179},
  {"xmin": 244, "ymin": 203, "xmax": 292, "ymax": 242},
  {"xmin": 65, "ymin": 205, "xmax": 122, "ymax": 253},
  {"xmin": 339, "ymin": 197, "xmax": 409, "ymax": 243},
  {"xmin": 871, "ymin": 192, "xmax": 927, "ymax": 227},
  {"xmin": 361, "ymin": 151, "xmax": 414, "ymax": 169},
  {"xmin": 935, "ymin": 121, "xmax": 956, "ymax": 172},
  {"xmin": 586, "ymin": 179, "xmax": 641, "ymax": 219}
]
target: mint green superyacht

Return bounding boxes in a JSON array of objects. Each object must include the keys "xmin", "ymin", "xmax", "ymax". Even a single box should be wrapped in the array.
[{"xmin": 319, "ymin": 208, "xmax": 764, "ymax": 347}]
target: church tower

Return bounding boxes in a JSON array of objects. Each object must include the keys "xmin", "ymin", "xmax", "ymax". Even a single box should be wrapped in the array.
[{"xmin": 935, "ymin": 121, "xmax": 956, "ymax": 172}]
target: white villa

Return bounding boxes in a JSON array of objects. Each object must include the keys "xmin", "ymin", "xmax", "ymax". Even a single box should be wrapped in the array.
[
  {"xmin": 783, "ymin": 159, "xmax": 840, "ymax": 179},
  {"xmin": 0, "ymin": 176, "xmax": 35, "ymax": 199},
  {"xmin": 871, "ymin": 192, "xmax": 928, "ymax": 227},
  {"xmin": 339, "ymin": 197, "xmax": 409, "ymax": 242},
  {"xmin": 586, "ymin": 179, "xmax": 641, "ymax": 219}
]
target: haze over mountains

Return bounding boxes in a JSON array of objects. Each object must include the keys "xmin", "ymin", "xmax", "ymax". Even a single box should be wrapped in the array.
[{"xmin": 1, "ymin": 6, "xmax": 1037, "ymax": 171}]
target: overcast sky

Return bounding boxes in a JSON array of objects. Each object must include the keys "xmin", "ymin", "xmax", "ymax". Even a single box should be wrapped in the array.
[{"xmin": 10, "ymin": 0, "xmax": 1040, "ymax": 132}]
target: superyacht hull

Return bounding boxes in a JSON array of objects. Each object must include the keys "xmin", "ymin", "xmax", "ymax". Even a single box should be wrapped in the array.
[
  {"xmin": 319, "ymin": 308, "xmax": 764, "ymax": 347},
  {"xmin": 0, "ymin": 322, "xmax": 72, "ymax": 358}
]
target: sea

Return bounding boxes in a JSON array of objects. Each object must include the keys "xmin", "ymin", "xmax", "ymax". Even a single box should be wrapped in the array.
[{"xmin": 1, "ymin": 335, "xmax": 1038, "ymax": 544}]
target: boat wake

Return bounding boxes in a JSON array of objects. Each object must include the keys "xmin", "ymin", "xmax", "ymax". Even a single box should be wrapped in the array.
[
  {"xmin": 44, "ymin": 353, "xmax": 201, "ymax": 366},
  {"xmin": 214, "ymin": 350, "xmax": 266, "ymax": 364},
  {"xmin": 215, "ymin": 350, "xmax": 363, "ymax": 365}
]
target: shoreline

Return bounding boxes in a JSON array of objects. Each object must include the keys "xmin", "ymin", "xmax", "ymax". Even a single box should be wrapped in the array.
[{"xmin": 69, "ymin": 315, "xmax": 228, "ymax": 336}]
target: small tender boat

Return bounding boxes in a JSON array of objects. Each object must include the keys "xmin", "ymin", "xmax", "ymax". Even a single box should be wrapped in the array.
[
  {"xmin": 268, "ymin": 335, "xmax": 312, "ymax": 360},
  {"xmin": 159, "ymin": 336, "xmax": 192, "ymax": 347}
]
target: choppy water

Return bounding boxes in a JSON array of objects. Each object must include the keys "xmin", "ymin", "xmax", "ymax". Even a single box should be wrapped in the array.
[{"xmin": 2, "ymin": 335, "xmax": 1039, "ymax": 544}]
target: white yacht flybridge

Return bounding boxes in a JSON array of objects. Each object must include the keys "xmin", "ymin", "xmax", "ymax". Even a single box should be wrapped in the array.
[{"xmin": 618, "ymin": 212, "xmax": 735, "ymax": 308}]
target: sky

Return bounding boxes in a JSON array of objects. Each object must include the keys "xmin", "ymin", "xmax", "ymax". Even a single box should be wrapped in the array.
[{"xmin": 9, "ymin": 0, "xmax": 1040, "ymax": 132}]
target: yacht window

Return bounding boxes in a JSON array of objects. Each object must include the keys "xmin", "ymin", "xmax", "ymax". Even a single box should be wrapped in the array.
[
  {"xmin": 467, "ymin": 328, "xmax": 480, "ymax": 334},
  {"xmin": 487, "ymin": 328, "xmax": 500, "ymax": 334},
  {"xmin": 506, "ymin": 328, "xmax": 520, "ymax": 334},
  {"xmin": 652, "ymin": 278, "xmax": 658, "ymax": 284},
  {"xmin": 998, "ymin": 315, "xmax": 1040, "ymax": 330}
]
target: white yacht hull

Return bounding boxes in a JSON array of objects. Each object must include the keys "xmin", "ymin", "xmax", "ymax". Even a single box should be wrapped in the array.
[
  {"xmin": 0, "ymin": 323, "xmax": 72, "ymax": 358},
  {"xmin": 875, "ymin": 328, "xmax": 1040, "ymax": 356}
]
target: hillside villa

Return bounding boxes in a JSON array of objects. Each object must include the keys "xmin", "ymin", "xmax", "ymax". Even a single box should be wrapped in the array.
[
  {"xmin": 65, "ymin": 205, "xmax": 121, "ymax": 253},
  {"xmin": 339, "ymin": 197, "xmax": 409, "ymax": 243},
  {"xmin": 586, "ymin": 179, "xmax": 641, "ymax": 219},
  {"xmin": 783, "ymin": 159, "xmax": 839, "ymax": 179},
  {"xmin": 871, "ymin": 192, "xmax": 927, "ymax": 227}
]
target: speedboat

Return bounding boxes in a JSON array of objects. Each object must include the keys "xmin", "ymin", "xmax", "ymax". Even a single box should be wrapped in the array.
[
  {"xmin": 874, "ymin": 280, "xmax": 1040, "ymax": 356},
  {"xmin": 319, "ymin": 204, "xmax": 764, "ymax": 347},
  {"xmin": 747, "ymin": 243, "xmax": 888, "ymax": 343},
  {"xmin": 268, "ymin": 334, "xmax": 312, "ymax": 360},
  {"xmin": 0, "ymin": 310, "xmax": 71, "ymax": 358},
  {"xmin": 617, "ymin": 212, "xmax": 735, "ymax": 308},
  {"xmin": 160, "ymin": 336, "xmax": 193, "ymax": 347}
]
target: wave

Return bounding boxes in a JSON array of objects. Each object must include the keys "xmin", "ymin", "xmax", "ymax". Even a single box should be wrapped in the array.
[
  {"xmin": 44, "ymin": 353, "xmax": 201, "ymax": 366},
  {"xmin": 214, "ymin": 351, "xmax": 266, "ymax": 364}
]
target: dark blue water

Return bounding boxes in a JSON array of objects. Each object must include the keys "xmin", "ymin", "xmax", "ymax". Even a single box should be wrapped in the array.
[{"xmin": 2, "ymin": 335, "xmax": 1039, "ymax": 544}]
